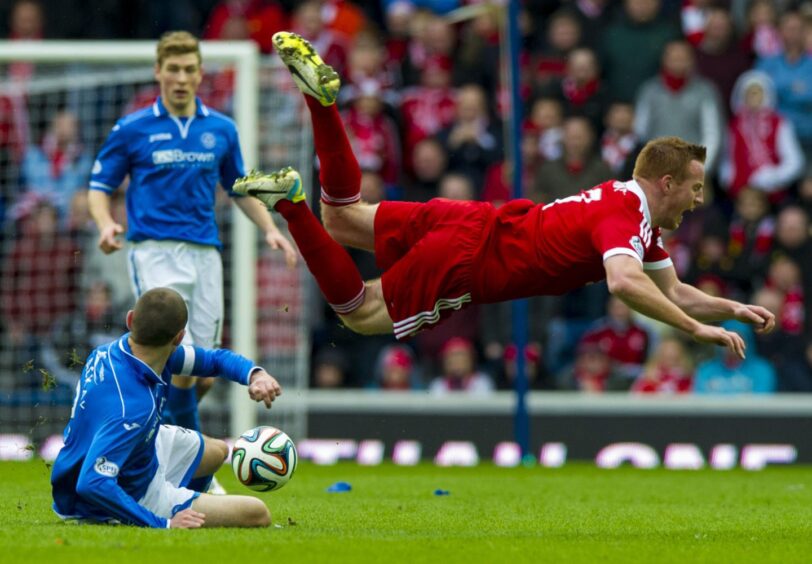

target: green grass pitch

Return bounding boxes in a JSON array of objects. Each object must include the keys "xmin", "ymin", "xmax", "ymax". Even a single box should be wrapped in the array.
[{"xmin": 1, "ymin": 460, "xmax": 811, "ymax": 563}]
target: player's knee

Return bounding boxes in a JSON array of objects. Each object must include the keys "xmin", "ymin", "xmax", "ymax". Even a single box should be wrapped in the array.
[
  {"xmin": 205, "ymin": 437, "xmax": 229, "ymax": 462},
  {"xmin": 245, "ymin": 498, "xmax": 271, "ymax": 528},
  {"xmin": 215, "ymin": 439, "xmax": 229, "ymax": 461},
  {"xmin": 322, "ymin": 205, "xmax": 353, "ymax": 245},
  {"xmin": 322, "ymin": 206, "xmax": 342, "ymax": 239}
]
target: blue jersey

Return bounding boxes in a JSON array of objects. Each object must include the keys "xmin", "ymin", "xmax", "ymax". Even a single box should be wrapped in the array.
[
  {"xmin": 51, "ymin": 334, "xmax": 256, "ymax": 528},
  {"xmin": 89, "ymin": 97, "xmax": 245, "ymax": 247}
]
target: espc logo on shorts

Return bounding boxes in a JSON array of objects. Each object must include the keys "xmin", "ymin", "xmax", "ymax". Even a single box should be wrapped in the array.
[{"xmin": 94, "ymin": 456, "xmax": 120, "ymax": 478}]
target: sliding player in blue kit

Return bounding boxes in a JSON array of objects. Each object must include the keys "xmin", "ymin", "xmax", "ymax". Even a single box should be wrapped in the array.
[
  {"xmin": 51, "ymin": 288, "xmax": 280, "ymax": 528},
  {"xmin": 87, "ymin": 31, "xmax": 296, "ymax": 446}
]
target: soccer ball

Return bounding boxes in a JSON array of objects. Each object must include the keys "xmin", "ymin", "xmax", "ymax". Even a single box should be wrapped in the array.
[{"xmin": 231, "ymin": 426, "xmax": 298, "ymax": 492}]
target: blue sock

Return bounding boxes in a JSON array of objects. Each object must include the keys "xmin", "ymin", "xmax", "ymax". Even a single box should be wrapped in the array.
[
  {"xmin": 166, "ymin": 385, "xmax": 200, "ymax": 431},
  {"xmin": 187, "ymin": 475, "xmax": 213, "ymax": 493}
]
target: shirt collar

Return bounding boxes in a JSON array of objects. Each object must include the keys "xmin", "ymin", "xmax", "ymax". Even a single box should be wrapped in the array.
[
  {"xmin": 152, "ymin": 96, "xmax": 210, "ymax": 118},
  {"xmin": 117, "ymin": 334, "xmax": 168, "ymax": 385},
  {"xmin": 625, "ymin": 179, "xmax": 652, "ymax": 226}
]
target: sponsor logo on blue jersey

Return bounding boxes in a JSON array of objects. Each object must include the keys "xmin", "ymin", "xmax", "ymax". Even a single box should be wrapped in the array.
[{"xmin": 152, "ymin": 149, "xmax": 216, "ymax": 165}]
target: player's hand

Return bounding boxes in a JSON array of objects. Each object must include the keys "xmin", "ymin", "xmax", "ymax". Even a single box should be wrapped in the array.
[
  {"xmin": 265, "ymin": 230, "xmax": 298, "ymax": 269},
  {"xmin": 248, "ymin": 369, "xmax": 282, "ymax": 408},
  {"xmin": 732, "ymin": 304, "xmax": 776, "ymax": 334},
  {"xmin": 98, "ymin": 222, "xmax": 124, "ymax": 254},
  {"xmin": 691, "ymin": 324, "xmax": 747, "ymax": 359},
  {"xmin": 169, "ymin": 508, "xmax": 205, "ymax": 529}
]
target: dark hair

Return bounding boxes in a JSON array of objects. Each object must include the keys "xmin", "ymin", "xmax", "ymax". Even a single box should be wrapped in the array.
[{"xmin": 130, "ymin": 288, "xmax": 187, "ymax": 346}]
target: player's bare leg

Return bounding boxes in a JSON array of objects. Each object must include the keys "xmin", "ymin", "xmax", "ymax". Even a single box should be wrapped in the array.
[
  {"xmin": 194, "ymin": 436, "xmax": 229, "ymax": 478},
  {"xmin": 338, "ymin": 278, "xmax": 393, "ymax": 335},
  {"xmin": 181, "ymin": 436, "xmax": 270, "ymax": 527},
  {"xmin": 321, "ymin": 201, "xmax": 377, "ymax": 251},
  {"xmin": 190, "ymin": 493, "xmax": 270, "ymax": 528},
  {"xmin": 235, "ymin": 168, "xmax": 393, "ymax": 334}
]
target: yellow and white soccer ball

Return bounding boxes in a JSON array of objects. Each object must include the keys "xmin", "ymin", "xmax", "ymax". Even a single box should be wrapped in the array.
[{"xmin": 231, "ymin": 426, "xmax": 298, "ymax": 492}]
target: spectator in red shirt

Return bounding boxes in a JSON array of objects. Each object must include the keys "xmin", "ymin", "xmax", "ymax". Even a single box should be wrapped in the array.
[
  {"xmin": 561, "ymin": 340, "xmax": 620, "ymax": 392},
  {"xmin": 681, "ymin": 0, "xmax": 712, "ymax": 46},
  {"xmin": 727, "ymin": 187, "xmax": 774, "ymax": 293},
  {"xmin": 539, "ymin": 47, "xmax": 609, "ymax": 135},
  {"xmin": 1, "ymin": 197, "xmax": 80, "ymax": 386},
  {"xmin": 579, "ymin": 295, "xmax": 650, "ymax": 382},
  {"xmin": 601, "ymin": 101, "xmax": 638, "ymax": 174},
  {"xmin": 373, "ymin": 344, "xmax": 422, "ymax": 390},
  {"xmin": 429, "ymin": 337, "xmax": 494, "ymax": 394},
  {"xmin": 532, "ymin": 9, "xmax": 583, "ymax": 93},
  {"xmin": 320, "ymin": 0, "xmax": 367, "ymax": 39},
  {"xmin": 401, "ymin": 13, "xmax": 457, "ymax": 88},
  {"xmin": 341, "ymin": 29, "xmax": 399, "ymax": 107},
  {"xmin": 740, "ymin": 0, "xmax": 782, "ymax": 59},
  {"xmin": 341, "ymin": 79, "xmax": 401, "ymax": 188},
  {"xmin": 765, "ymin": 256, "xmax": 805, "ymax": 335},
  {"xmin": 498, "ymin": 342, "xmax": 550, "ymax": 390},
  {"xmin": 203, "ymin": 0, "xmax": 288, "ymax": 54},
  {"xmin": 631, "ymin": 337, "xmax": 694, "ymax": 394},
  {"xmin": 719, "ymin": 70, "xmax": 805, "ymax": 204},
  {"xmin": 399, "ymin": 55, "xmax": 456, "ymax": 173}
]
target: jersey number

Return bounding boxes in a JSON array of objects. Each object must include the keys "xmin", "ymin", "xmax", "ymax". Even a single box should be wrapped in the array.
[{"xmin": 542, "ymin": 188, "xmax": 602, "ymax": 210}]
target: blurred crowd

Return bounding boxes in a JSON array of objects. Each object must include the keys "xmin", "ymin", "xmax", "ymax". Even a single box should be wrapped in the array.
[{"xmin": 1, "ymin": 0, "xmax": 812, "ymax": 397}]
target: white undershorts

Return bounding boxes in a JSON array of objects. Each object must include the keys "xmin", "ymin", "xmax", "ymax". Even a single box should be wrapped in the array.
[
  {"xmin": 128, "ymin": 240, "xmax": 224, "ymax": 348},
  {"xmin": 137, "ymin": 424, "xmax": 204, "ymax": 520}
]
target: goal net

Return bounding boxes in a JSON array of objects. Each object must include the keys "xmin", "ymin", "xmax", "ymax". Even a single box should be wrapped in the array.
[{"xmin": 0, "ymin": 41, "xmax": 313, "ymax": 459}]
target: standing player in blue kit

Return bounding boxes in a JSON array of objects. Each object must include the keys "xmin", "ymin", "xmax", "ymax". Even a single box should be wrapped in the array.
[{"xmin": 87, "ymin": 31, "xmax": 296, "ymax": 443}]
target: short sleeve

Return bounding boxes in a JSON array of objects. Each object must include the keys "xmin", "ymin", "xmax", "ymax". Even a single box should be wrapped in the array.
[
  {"xmin": 642, "ymin": 230, "xmax": 672, "ymax": 271},
  {"xmin": 591, "ymin": 194, "xmax": 649, "ymax": 266},
  {"xmin": 89, "ymin": 122, "xmax": 130, "ymax": 193}
]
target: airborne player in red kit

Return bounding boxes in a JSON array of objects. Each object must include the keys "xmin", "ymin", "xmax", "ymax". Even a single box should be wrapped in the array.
[{"xmin": 235, "ymin": 32, "xmax": 775, "ymax": 357}]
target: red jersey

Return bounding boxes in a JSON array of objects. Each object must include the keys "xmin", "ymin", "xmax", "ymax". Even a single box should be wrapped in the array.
[
  {"xmin": 580, "ymin": 323, "xmax": 649, "ymax": 367},
  {"xmin": 376, "ymin": 180, "xmax": 672, "ymax": 339},
  {"xmin": 471, "ymin": 179, "xmax": 672, "ymax": 303}
]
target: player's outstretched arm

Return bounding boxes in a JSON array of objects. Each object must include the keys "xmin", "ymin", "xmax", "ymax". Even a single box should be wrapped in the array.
[
  {"xmin": 233, "ymin": 195, "xmax": 298, "ymax": 268},
  {"xmin": 166, "ymin": 345, "xmax": 283, "ymax": 408},
  {"xmin": 604, "ymin": 255, "xmax": 747, "ymax": 358},
  {"xmin": 646, "ymin": 266, "xmax": 776, "ymax": 334}
]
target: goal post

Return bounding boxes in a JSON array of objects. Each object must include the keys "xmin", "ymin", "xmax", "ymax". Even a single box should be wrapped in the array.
[{"xmin": 0, "ymin": 40, "xmax": 310, "ymax": 439}]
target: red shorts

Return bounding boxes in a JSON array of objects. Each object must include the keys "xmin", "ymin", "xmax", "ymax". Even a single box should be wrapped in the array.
[{"xmin": 374, "ymin": 199, "xmax": 494, "ymax": 339}]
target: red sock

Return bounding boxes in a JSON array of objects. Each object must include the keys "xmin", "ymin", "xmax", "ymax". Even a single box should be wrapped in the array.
[
  {"xmin": 305, "ymin": 96, "xmax": 361, "ymax": 206},
  {"xmin": 276, "ymin": 199, "xmax": 365, "ymax": 314}
]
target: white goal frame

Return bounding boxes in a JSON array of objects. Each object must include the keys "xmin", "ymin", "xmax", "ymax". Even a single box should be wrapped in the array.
[{"xmin": 0, "ymin": 40, "xmax": 260, "ymax": 435}]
